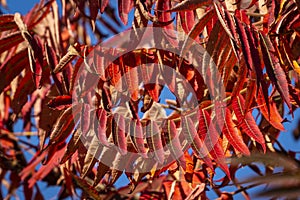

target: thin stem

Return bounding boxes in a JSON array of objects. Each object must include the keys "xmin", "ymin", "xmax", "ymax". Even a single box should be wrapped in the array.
[
  {"xmin": 168, "ymin": 88, "xmax": 248, "ymax": 122},
  {"xmin": 246, "ymin": 12, "xmax": 266, "ymax": 17},
  {"xmin": 203, "ymin": 88, "xmax": 248, "ymax": 111},
  {"xmin": 232, "ymin": 183, "xmax": 260, "ymax": 195}
]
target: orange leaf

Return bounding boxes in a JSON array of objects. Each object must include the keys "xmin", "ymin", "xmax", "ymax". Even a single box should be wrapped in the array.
[{"xmin": 256, "ymin": 88, "xmax": 285, "ymax": 131}]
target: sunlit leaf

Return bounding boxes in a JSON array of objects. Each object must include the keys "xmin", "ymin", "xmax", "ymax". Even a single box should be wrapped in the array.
[
  {"xmin": 215, "ymin": 101, "xmax": 250, "ymax": 155},
  {"xmin": 256, "ymin": 88, "xmax": 284, "ymax": 131},
  {"xmin": 129, "ymin": 118, "xmax": 148, "ymax": 157},
  {"xmin": 181, "ymin": 115, "xmax": 213, "ymax": 169},
  {"xmin": 259, "ymin": 32, "xmax": 292, "ymax": 112},
  {"xmin": 0, "ymin": 49, "xmax": 28, "ymax": 95},
  {"xmin": 112, "ymin": 113, "xmax": 127, "ymax": 155},
  {"xmin": 232, "ymin": 95, "xmax": 266, "ymax": 152},
  {"xmin": 167, "ymin": 0, "xmax": 213, "ymax": 12},
  {"xmin": 53, "ymin": 43, "xmax": 82, "ymax": 73},
  {"xmin": 161, "ymin": 119, "xmax": 186, "ymax": 170},
  {"xmin": 198, "ymin": 109, "xmax": 229, "ymax": 176},
  {"xmin": 47, "ymin": 95, "xmax": 72, "ymax": 110},
  {"xmin": 0, "ymin": 32, "xmax": 23, "ymax": 55},
  {"xmin": 118, "ymin": 0, "xmax": 134, "ymax": 25},
  {"xmin": 0, "ymin": 14, "xmax": 17, "ymax": 31},
  {"xmin": 145, "ymin": 120, "xmax": 164, "ymax": 164}
]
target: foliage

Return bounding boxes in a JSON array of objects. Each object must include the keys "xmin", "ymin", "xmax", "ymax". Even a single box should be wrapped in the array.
[{"xmin": 0, "ymin": 0, "xmax": 300, "ymax": 199}]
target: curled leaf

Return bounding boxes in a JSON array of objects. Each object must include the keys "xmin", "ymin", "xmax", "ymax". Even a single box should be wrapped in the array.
[{"xmin": 53, "ymin": 44, "xmax": 82, "ymax": 73}]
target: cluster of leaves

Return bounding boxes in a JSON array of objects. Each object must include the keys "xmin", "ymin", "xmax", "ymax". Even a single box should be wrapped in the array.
[{"xmin": 0, "ymin": 0, "xmax": 300, "ymax": 199}]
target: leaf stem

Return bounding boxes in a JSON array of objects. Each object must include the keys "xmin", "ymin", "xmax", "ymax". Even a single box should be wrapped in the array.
[{"xmin": 202, "ymin": 88, "xmax": 248, "ymax": 110}]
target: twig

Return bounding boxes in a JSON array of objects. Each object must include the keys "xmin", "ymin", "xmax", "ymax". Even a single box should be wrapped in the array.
[
  {"xmin": 168, "ymin": 88, "xmax": 248, "ymax": 122},
  {"xmin": 246, "ymin": 12, "xmax": 266, "ymax": 17},
  {"xmin": 202, "ymin": 87, "xmax": 247, "ymax": 111},
  {"xmin": 232, "ymin": 183, "xmax": 260, "ymax": 195},
  {"xmin": 13, "ymin": 131, "xmax": 38, "ymax": 136}
]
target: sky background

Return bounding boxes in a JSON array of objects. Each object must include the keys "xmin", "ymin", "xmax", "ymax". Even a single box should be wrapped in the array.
[{"xmin": 2, "ymin": 0, "xmax": 300, "ymax": 199}]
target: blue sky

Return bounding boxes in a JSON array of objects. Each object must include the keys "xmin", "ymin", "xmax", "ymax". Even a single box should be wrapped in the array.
[{"xmin": 3, "ymin": 0, "xmax": 300, "ymax": 199}]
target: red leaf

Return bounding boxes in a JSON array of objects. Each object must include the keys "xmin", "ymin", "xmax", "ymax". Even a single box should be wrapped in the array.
[
  {"xmin": 96, "ymin": 108, "xmax": 110, "ymax": 146},
  {"xmin": 89, "ymin": 0, "xmax": 99, "ymax": 30},
  {"xmin": 60, "ymin": 130, "xmax": 81, "ymax": 164},
  {"xmin": 53, "ymin": 44, "xmax": 82, "ymax": 73},
  {"xmin": 0, "ymin": 14, "xmax": 17, "ymax": 31},
  {"xmin": 256, "ymin": 88, "xmax": 285, "ymax": 131},
  {"xmin": 180, "ymin": 9, "xmax": 215, "ymax": 67},
  {"xmin": 0, "ymin": 32, "xmax": 23, "ymax": 55},
  {"xmin": 138, "ymin": 54, "xmax": 160, "ymax": 102},
  {"xmin": 167, "ymin": 0, "xmax": 213, "ymax": 12},
  {"xmin": 215, "ymin": 101, "xmax": 250, "ymax": 155},
  {"xmin": 49, "ymin": 104, "xmax": 81, "ymax": 146},
  {"xmin": 0, "ymin": 49, "xmax": 28, "ymax": 95},
  {"xmin": 231, "ymin": 59, "xmax": 247, "ymax": 99},
  {"xmin": 181, "ymin": 115, "xmax": 213, "ymax": 169},
  {"xmin": 243, "ymin": 70, "xmax": 257, "ymax": 114},
  {"xmin": 47, "ymin": 95, "xmax": 72, "ymax": 110},
  {"xmin": 29, "ymin": 144, "xmax": 66, "ymax": 187},
  {"xmin": 246, "ymin": 28, "xmax": 270, "ymax": 113},
  {"xmin": 28, "ymin": 47, "xmax": 43, "ymax": 89},
  {"xmin": 234, "ymin": 16, "xmax": 253, "ymax": 71},
  {"xmin": 234, "ymin": 9, "xmax": 251, "ymax": 25},
  {"xmin": 20, "ymin": 150, "xmax": 47, "ymax": 181},
  {"xmin": 198, "ymin": 109, "xmax": 230, "ymax": 176},
  {"xmin": 259, "ymin": 32, "xmax": 292, "ymax": 112},
  {"xmin": 118, "ymin": 0, "xmax": 134, "ymax": 25},
  {"xmin": 232, "ymin": 95, "xmax": 266, "ymax": 152},
  {"xmin": 62, "ymin": 168, "xmax": 76, "ymax": 197},
  {"xmin": 129, "ymin": 119, "xmax": 148, "ymax": 157},
  {"xmin": 120, "ymin": 55, "xmax": 140, "ymax": 101},
  {"xmin": 182, "ymin": 152, "xmax": 194, "ymax": 182},
  {"xmin": 80, "ymin": 104, "xmax": 91, "ymax": 136},
  {"xmin": 145, "ymin": 120, "xmax": 164, "ymax": 164},
  {"xmin": 93, "ymin": 161, "xmax": 109, "ymax": 186},
  {"xmin": 106, "ymin": 48, "xmax": 122, "ymax": 86},
  {"xmin": 112, "ymin": 113, "xmax": 127, "ymax": 155},
  {"xmin": 214, "ymin": 3, "xmax": 236, "ymax": 42},
  {"xmin": 26, "ymin": 0, "xmax": 54, "ymax": 29},
  {"xmin": 161, "ymin": 119, "xmax": 186, "ymax": 170},
  {"xmin": 45, "ymin": 43, "xmax": 64, "ymax": 95},
  {"xmin": 272, "ymin": 58, "xmax": 292, "ymax": 109},
  {"xmin": 11, "ymin": 70, "xmax": 35, "ymax": 114},
  {"xmin": 178, "ymin": 10, "xmax": 195, "ymax": 34},
  {"xmin": 90, "ymin": 47, "xmax": 106, "ymax": 80},
  {"xmin": 222, "ymin": 7, "xmax": 239, "ymax": 57},
  {"xmin": 155, "ymin": 0, "xmax": 177, "ymax": 47},
  {"xmin": 100, "ymin": 0, "xmax": 109, "ymax": 13}
]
